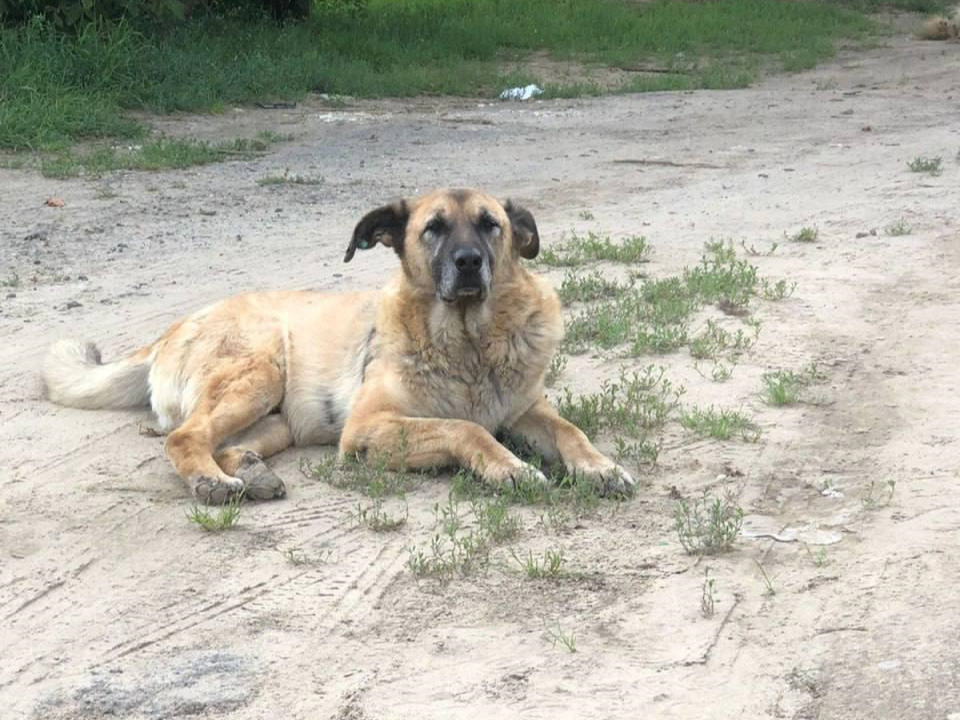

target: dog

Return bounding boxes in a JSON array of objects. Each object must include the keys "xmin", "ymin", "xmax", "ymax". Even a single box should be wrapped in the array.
[
  {"xmin": 43, "ymin": 188, "xmax": 635, "ymax": 503},
  {"xmin": 918, "ymin": 12, "xmax": 959, "ymax": 40}
]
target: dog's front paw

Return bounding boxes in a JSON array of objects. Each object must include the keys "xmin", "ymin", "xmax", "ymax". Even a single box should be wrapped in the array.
[
  {"xmin": 482, "ymin": 458, "xmax": 549, "ymax": 490},
  {"xmin": 568, "ymin": 457, "xmax": 637, "ymax": 497},
  {"xmin": 192, "ymin": 475, "xmax": 245, "ymax": 505}
]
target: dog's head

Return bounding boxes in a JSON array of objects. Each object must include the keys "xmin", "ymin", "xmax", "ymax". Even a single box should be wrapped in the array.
[{"xmin": 343, "ymin": 188, "xmax": 539, "ymax": 304}]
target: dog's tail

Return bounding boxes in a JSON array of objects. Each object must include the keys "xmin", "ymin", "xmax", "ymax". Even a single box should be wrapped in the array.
[{"xmin": 42, "ymin": 340, "xmax": 153, "ymax": 409}]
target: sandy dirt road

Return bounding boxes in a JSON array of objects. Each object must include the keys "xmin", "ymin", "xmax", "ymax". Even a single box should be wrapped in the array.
[{"xmin": 1, "ymin": 34, "xmax": 959, "ymax": 720}]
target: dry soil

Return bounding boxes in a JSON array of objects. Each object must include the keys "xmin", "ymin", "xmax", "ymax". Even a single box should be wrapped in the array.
[{"xmin": 1, "ymin": 34, "xmax": 959, "ymax": 720}]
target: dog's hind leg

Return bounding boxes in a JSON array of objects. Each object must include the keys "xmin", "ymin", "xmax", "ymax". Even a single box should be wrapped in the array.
[
  {"xmin": 165, "ymin": 356, "xmax": 286, "ymax": 504},
  {"xmin": 215, "ymin": 414, "xmax": 293, "ymax": 500}
]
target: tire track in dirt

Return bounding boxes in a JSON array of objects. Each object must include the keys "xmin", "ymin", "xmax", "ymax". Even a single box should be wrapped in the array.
[
  {"xmin": 0, "ymin": 492, "xmax": 365, "ymax": 701},
  {"xmin": 95, "ymin": 510, "xmax": 363, "ymax": 664},
  {"xmin": 5, "ymin": 420, "xmax": 145, "ymax": 481},
  {"xmin": 250, "ymin": 497, "xmax": 357, "ymax": 532},
  {"xmin": 0, "ymin": 552, "xmax": 99, "ymax": 691},
  {"xmin": 87, "ymin": 527, "xmax": 409, "ymax": 686}
]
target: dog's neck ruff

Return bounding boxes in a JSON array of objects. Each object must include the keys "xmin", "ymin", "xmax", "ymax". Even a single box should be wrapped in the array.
[{"xmin": 428, "ymin": 297, "xmax": 493, "ymax": 345}]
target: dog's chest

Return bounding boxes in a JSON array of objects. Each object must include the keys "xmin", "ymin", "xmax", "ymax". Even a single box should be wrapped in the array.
[{"xmin": 405, "ymin": 332, "xmax": 539, "ymax": 430}]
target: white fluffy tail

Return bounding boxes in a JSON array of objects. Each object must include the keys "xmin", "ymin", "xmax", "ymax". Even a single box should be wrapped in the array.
[{"xmin": 43, "ymin": 340, "xmax": 152, "ymax": 410}]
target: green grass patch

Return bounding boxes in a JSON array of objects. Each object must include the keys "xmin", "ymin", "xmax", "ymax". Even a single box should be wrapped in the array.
[
  {"xmin": 760, "ymin": 364, "xmax": 823, "ymax": 406},
  {"xmin": 38, "ymin": 132, "xmax": 288, "ymax": 178},
  {"xmin": 299, "ymin": 445, "xmax": 423, "ymax": 499},
  {"xmin": 545, "ymin": 353, "xmax": 568, "ymax": 388},
  {"xmin": 680, "ymin": 405, "xmax": 760, "ymax": 441},
  {"xmin": 674, "ymin": 489, "xmax": 744, "ymax": 555},
  {"xmin": 0, "ymin": 0, "xmax": 880, "ymax": 150},
  {"xmin": 257, "ymin": 168, "xmax": 322, "ymax": 186},
  {"xmin": 560, "ymin": 240, "xmax": 789, "ymax": 357},
  {"xmin": 556, "ymin": 365, "xmax": 684, "ymax": 440},
  {"xmin": 787, "ymin": 226, "xmax": 819, "ymax": 243},
  {"xmin": 407, "ymin": 492, "xmax": 522, "ymax": 581},
  {"xmin": 907, "ymin": 155, "xmax": 943, "ymax": 176},
  {"xmin": 538, "ymin": 232, "xmax": 651, "ymax": 268},
  {"xmin": 185, "ymin": 493, "xmax": 243, "ymax": 531},
  {"xmin": 544, "ymin": 621, "xmax": 577, "ymax": 653},
  {"xmin": 884, "ymin": 218, "xmax": 912, "ymax": 236},
  {"xmin": 511, "ymin": 548, "xmax": 568, "ymax": 579},
  {"xmin": 354, "ymin": 498, "xmax": 408, "ymax": 531},
  {"xmin": 688, "ymin": 319, "xmax": 758, "ymax": 360},
  {"xmin": 557, "ymin": 270, "xmax": 634, "ymax": 305}
]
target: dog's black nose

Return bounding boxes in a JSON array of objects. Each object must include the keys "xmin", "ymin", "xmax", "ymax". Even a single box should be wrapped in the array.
[{"xmin": 453, "ymin": 247, "xmax": 483, "ymax": 273}]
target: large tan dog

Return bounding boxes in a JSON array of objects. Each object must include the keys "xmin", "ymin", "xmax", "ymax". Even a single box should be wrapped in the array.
[{"xmin": 43, "ymin": 188, "xmax": 635, "ymax": 503}]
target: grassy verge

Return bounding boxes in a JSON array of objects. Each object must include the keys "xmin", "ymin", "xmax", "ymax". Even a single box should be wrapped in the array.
[
  {"xmin": 34, "ymin": 131, "xmax": 289, "ymax": 178},
  {"xmin": 0, "ymin": 0, "xmax": 886, "ymax": 150}
]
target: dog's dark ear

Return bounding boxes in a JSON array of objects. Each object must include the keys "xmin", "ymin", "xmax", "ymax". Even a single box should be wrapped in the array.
[
  {"xmin": 504, "ymin": 200, "xmax": 540, "ymax": 260},
  {"xmin": 344, "ymin": 201, "xmax": 409, "ymax": 263}
]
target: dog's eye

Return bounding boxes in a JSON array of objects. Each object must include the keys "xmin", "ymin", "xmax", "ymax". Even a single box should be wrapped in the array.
[
  {"xmin": 424, "ymin": 218, "xmax": 446, "ymax": 236},
  {"xmin": 478, "ymin": 215, "xmax": 500, "ymax": 233}
]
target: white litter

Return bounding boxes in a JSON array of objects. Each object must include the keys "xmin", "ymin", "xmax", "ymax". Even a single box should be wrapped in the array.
[
  {"xmin": 499, "ymin": 84, "xmax": 544, "ymax": 101},
  {"xmin": 741, "ymin": 516, "xmax": 844, "ymax": 545}
]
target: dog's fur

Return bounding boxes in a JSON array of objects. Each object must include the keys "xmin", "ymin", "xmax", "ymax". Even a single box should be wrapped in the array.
[
  {"xmin": 43, "ymin": 188, "xmax": 634, "ymax": 503},
  {"xmin": 918, "ymin": 11, "xmax": 960, "ymax": 40}
]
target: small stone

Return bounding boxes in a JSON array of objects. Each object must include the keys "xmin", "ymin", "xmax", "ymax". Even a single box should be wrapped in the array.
[{"xmin": 65, "ymin": 300, "xmax": 82, "ymax": 309}]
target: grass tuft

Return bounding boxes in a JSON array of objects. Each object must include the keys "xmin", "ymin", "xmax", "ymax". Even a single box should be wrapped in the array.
[
  {"xmin": 883, "ymin": 218, "xmax": 912, "ymax": 236},
  {"xmin": 556, "ymin": 365, "xmax": 684, "ymax": 439},
  {"xmin": 407, "ymin": 492, "xmax": 522, "ymax": 581},
  {"xmin": 787, "ymin": 226, "xmax": 819, "ymax": 243},
  {"xmin": 39, "ymin": 132, "xmax": 288, "ymax": 178},
  {"xmin": 544, "ymin": 621, "xmax": 577, "ymax": 653},
  {"xmin": 557, "ymin": 270, "xmax": 633, "ymax": 305},
  {"xmin": 861, "ymin": 479, "xmax": 896, "ymax": 510},
  {"xmin": 688, "ymin": 319, "xmax": 757, "ymax": 360},
  {"xmin": 701, "ymin": 567, "xmax": 717, "ymax": 618},
  {"xmin": 257, "ymin": 168, "xmax": 322, "ymax": 186},
  {"xmin": 907, "ymin": 155, "xmax": 943, "ymax": 175},
  {"xmin": 300, "ymin": 445, "xmax": 421, "ymax": 499},
  {"xmin": 539, "ymin": 232, "xmax": 650, "ymax": 267},
  {"xmin": 185, "ymin": 492, "xmax": 243, "ymax": 532},
  {"xmin": 679, "ymin": 405, "xmax": 760, "ymax": 441},
  {"xmin": 674, "ymin": 489, "xmax": 744, "ymax": 555},
  {"xmin": 354, "ymin": 498, "xmax": 408, "ymax": 531},
  {"xmin": 545, "ymin": 353, "xmax": 567, "ymax": 388},
  {"xmin": 760, "ymin": 363, "xmax": 823, "ymax": 406},
  {"xmin": 512, "ymin": 548, "xmax": 567, "ymax": 579}
]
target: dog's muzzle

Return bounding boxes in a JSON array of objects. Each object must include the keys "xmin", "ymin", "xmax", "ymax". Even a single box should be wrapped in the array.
[{"xmin": 437, "ymin": 245, "xmax": 492, "ymax": 302}]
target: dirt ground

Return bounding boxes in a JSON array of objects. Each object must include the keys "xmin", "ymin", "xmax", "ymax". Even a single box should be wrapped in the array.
[{"xmin": 2, "ymin": 33, "xmax": 960, "ymax": 720}]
